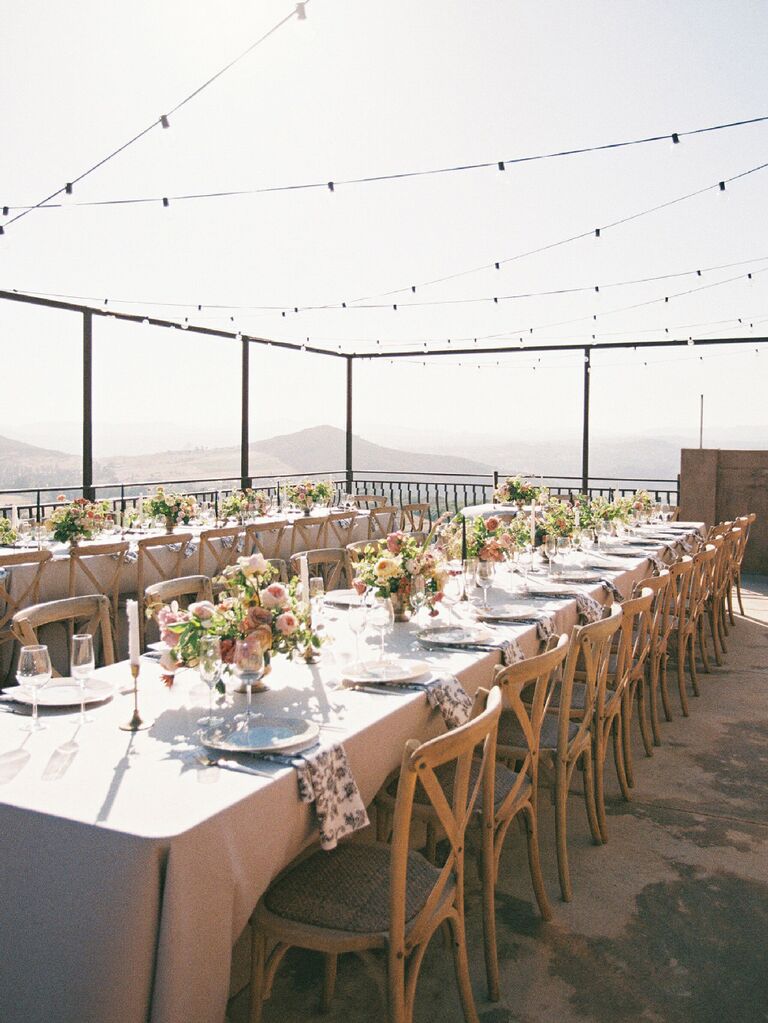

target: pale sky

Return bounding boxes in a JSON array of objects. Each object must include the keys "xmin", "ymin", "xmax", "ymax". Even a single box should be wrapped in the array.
[{"xmin": 2, "ymin": 0, "xmax": 767, "ymax": 474}]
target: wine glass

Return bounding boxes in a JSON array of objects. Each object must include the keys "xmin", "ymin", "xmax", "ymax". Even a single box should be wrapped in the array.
[
  {"xmin": 517, "ymin": 545, "xmax": 533, "ymax": 593},
  {"xmin": 369, "ymin": 596, "xmax": 394, "ymax": 663},
  {"xmin": 476, "ymin": 561, "xmax": 495, "ymax": 611},
  {"xmin": 233, "ymin": 638, "xmax": 265, "ymax": 727},
  {"xmin": 17, "ymin": 644, "xmax": 52, "ymax": 731},
  {"xmin": 409, "ymin": 575, "xmax": 428, "ymax": 625},
  {"xmin": 544, "ymin": 536, "xmax": 557, "ymax": 574},
  {"xmin": 462, "ymin": 558, "xmax": 477, "ymax": 601},
  {"xmin": 442, "ymin": 570, "xmax": 463, "ymax": 625},
  {"xmin": 198, "ymin": 635, "xmax": 222, "ymax": 725},
  {"xmin": 71, "ymin": 634, "xmax": 95, "ymax": 725},
  {"xmin": 348, "ymin": 603, "xmax": 368, "ymax": 668}
]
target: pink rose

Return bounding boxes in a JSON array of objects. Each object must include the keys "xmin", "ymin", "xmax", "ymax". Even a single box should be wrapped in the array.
[
  {"xmin": 245, "ymin": 605, "xmax": 272, "ymax": 630},
  {"xmin": 260, "ymin": 582, "xmax": 289, "ymax": 610},
  {"xmin": 189, "ymin": 600, "xmax": 215, "ymax": 621},
  {"xmin": 386, "ymin": 531, "xmax": 405, "ymax": 554},
  {"xmin": 248, "ymin": 552, "xmax": 269, "ymax": 574},
  {"xmin": 275, "ymin": 611, "xmax": 298, "ymax": 636},
  {"xmin": 499, "ymin": 533, "xmax": 514, "ymax": 549},
  {"xmin": 352, "ymin": 578, "xmax": 366, "ymax": 595},
  {"xmin": 485, "ymin": 516, "xmax": 500, "ymax": 531}
]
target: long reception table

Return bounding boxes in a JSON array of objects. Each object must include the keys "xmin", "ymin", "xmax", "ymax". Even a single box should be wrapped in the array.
[{"xmin": 0, "ymin": 525, "xmax": 703, "ymax": 1023}]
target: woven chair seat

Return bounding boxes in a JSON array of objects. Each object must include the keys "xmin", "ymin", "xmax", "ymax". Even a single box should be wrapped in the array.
[
  {"xmin": 499, "ymin": 710, "xmax": 578, "ymax": 751},
  {"xmin": 549, "ymin": 681, "xmax": 587, "ymax": 710},
  {"xmin": 386, "ymin": 757, "xmax": 529, "ymax": 813},
  {"xmin": 264, "ymin": 842, "xmax": 442, "ymax": 934}
]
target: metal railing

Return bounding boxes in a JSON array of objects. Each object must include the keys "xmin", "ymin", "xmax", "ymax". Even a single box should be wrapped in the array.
[{"xmin": 0, "ymin": 469, "xmax": 679, "ymax": 522}]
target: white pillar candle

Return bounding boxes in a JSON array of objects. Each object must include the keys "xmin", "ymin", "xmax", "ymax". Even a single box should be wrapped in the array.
[
  {"xmin": 137, "ymin": 496, "xmax": 144, "ymax": 524},
  {"xmin": 530, "ymin": 505, "xmax": 536, "ymax": 547},
  {"xmin": 575, "ymin": 507, "xmax": 581, "ymax": 528},
  {"xmin": 127, "ymin": 599, "xmax": 140, "ymax": 666},
  {"xmin": 10, "ymin": 504, "xmax": 18, "ymax": 530},
  {"xmin": 299, "ymin": 554, "xmax": 310, "ymax": 608}
]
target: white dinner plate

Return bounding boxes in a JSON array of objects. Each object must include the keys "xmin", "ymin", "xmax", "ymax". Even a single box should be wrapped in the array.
[
  {"xmin": 323, "ymin": 589, "xmax": 364, "ymax": 608},
  {"xmin": 417, "ymin": 625, "xmax": 494, "ymax": 647},
  {"xmin": 3, "ymin": 677, "xmax": 115, "ymax": 707},
  {"xmin": 478, "ymin": 603, "xmax": 546, "ymax": 622},
  {"xmin": 554, "ymin": 571, "xmax": 603, "ymax": 583},
  {"xmin": 343, "ymin": 659, "xmax": 431, "ymax": 685},
  {"xmin": 201, "ymin": 715, "xmax": 320, "ymax": 755}
]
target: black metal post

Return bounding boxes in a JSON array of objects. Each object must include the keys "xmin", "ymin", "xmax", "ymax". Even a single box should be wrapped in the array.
[
  {"xmin": 82, "ymin": 311, "xmax": 95, "ymax": 500},
  {"xmin": 581, "ymin": 347, "xmax": 590, "ymax": 495},
  {"xmin": 241, "ymin": 338, "xmax": 250, "ymax": 490},
  {"xmin": 345, "ymin": 356, "xmax": 353, "ymax": 491}
]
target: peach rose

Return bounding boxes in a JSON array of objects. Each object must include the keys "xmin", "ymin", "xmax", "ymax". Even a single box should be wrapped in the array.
[
  {"xmin": 259, "ymin": 582, "xmax": 289, "ymax": 610},
  {"xmin": 386, "ymin": 531, "xmax": 405, "ymax": 554},
  {"xmin": 189, "ymin": 600, "xmax": 215, "ymax": 620},
  {"xmin": 485, "ymin": 516, "xmax": 500, "ymax": 531},
  {"xmin": 352, "ymin": 578, "xmax": 367, "ymax": 595},
  {"xmin": 275, "ymin": 611, "xmax": 299, "ymax": 636}
]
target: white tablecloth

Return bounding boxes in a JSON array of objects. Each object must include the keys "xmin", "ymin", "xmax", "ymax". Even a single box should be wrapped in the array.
[{"xmin": 0, "ymin": 526, "xmax": 702, "ymax": 1023}]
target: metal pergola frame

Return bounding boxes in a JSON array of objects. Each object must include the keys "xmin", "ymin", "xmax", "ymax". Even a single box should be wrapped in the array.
[{"xmin": 2, "ymin": 287, "xmax": 765, "ymax": 498}]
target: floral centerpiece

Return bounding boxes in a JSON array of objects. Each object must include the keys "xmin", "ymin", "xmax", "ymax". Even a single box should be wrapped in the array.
[
  {"xmin": 493, "ymin": 475, "xmax": 544, "ymax": 506},
  {"xmin": 144, "ymin": 488, "xmax": 198, "ymax": 531},
  {"xmin": 352, "ymin": 531, "xmax": 447, "ymax": 621},
  {"xmin": 436, "ymin": 514, "xmax": 525, "ymax": 562},
  {"xmin": 149, "ymin": 552, "xmax": 321, "ymax": 687},
  {"xmin": 629, "ymin": 489, "xmax": 653, "ymax": 516},
  {"xmin": 221, "ymin": 488, "xmax": 271, "ymax": 522},
  {"xmin": 542, "ymin": 499, "xmax": 576, "ymax": 539},
  {"xmin": 0, "ymin": 517, "xmax": 18, "ymax": 546},
  {"xmin": 45, "ymin": 496, "xmax": 112, "ymax": 545},
  {"xmin": 285, "ymin": 479, "xmax": 334, "ymax": 514}
]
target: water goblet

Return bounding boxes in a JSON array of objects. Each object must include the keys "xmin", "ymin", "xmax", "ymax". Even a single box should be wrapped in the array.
[
  {"xmin": 409, "ymin": 575, "xmax": 428, "ymax": 625},
  {"xmin": 17, "ymin": 644, "xmax": 52, "ymax": 731},
  {"xmin": 198, "ymin": 634, "xmax": 223, "ymax": 725},
  {"xmin": 233, "ymin": 638, "xmax": 265, "ymax": 727},
  {"xmin": 476, "ymin": 561, "xmax": 495, "ymax": 611},
  {"xmin": 71, "ymin": 633, "xmax": 95, "ymax": 725},
  {"xmin": 348, "ymin": 603, "xmax": 368, "ymax": 668},
  {"xmin": 462, "ymin": 558, "xmax": 478, "ymax": 601},
  {"xmin": 442, "ymin": 569, "xmax": 463, "ymax": 625},
  {"xmin": 369, "ymin": 596, "xmax": 394, "ymax": 663}
]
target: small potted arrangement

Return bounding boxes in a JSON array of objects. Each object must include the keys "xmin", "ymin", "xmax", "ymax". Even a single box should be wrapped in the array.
[
  {"xmin": 493, "ymin": 475, "xmax": 544, "ymax": 508},
  {"xmin": 285, "ymin": 479, "xmax": 333, "ymax": 515},
  {"xmin": 45, "ymin": 496, "xmax": 111, "ymax": 546},
  {"xmin": 0, "ymin": 517, "xmax": 18, "ymax": 547},
  {"xmin": 352, "ymin": 531, "xmax": 447, "ymax": 621},
  {"xmin": 148, "ymin": 552, "xmax": 322, "ymax": 686},
  {"xmin": 221, "ymin": 488, "xmax": 271, "ymax": 523},
  {"xmin": 144, "ymin": 488, "xmax": 198, "ymax": 532}
]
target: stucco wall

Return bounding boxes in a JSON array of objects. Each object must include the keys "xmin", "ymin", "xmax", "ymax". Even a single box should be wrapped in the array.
[{"xmin": 679, "ymin": 449, "xmax": 767, "ymax": 574}]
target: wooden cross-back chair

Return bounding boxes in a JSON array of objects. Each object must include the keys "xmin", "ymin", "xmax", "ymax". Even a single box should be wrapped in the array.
[
  {"xmin": 399, "ymin": 503, "xmax": 431, "ymax": 533},
  {"xmin": 136, "ymin": 533, "xmax": 194, "ymax": 648},
  {"xmin": 289, "ymin": 515, "xmax": 328, "ymax": 556},
  {"xmin": 666, "ymin": 555, "xmax": 695, "ymax": 716},
  {"xmin": 346, "ymin": 539, "xmax": 384, "ymax": 568},
  {"xmin": 324, "ymin": 510, "xmax": 359, "ymax": 549},
  {"xmin": 349, "ymin": 494, "xmax": 387, "ymax": 509},
  {"xmin": 197, "ymin": 525, "xmax": 244, "ymax": 579},
  {"xmin": 268, "ymin": 558, "xmax": 289, "ymax": 583},
  {"xmin": 598, "ymin": 588, "xmax": 653, "ymax": 834},
  {"xmin": 11, "ymin": 594, "xmax": 115, "ymax": 677},
  {"xmin": 631, "ymin": 571, "xmax": 673, "ymax": 747},
  {"xmin": 527, "ymin": 604, "xmax": 623, "ymax": 901},
  {"xmin": 730, "ymin": 514, "xmax": 756, "ymax": 618},
  {"xmin": 289, "ymin": 548, "xmax": 351, "ymax": 592},
  {"xmin": 248, "ymin": 686, "xmax": 502, "ymax": 1023},
  {"xmin": 689, "ymin": 543, "xmax": 718, "ymax": 681},
  {"xmin": 368, "ymin": 505, "xmax": 398, "ymax": 541},
  {"xmin": 0, "ymin": 550, "xmax": 52, "ymax": 682},
  {"xmin": 376, "ymin": 635, "xmax": 569, "ymax": 1002},
  {"xmin": 702, "ymin": 533, "xmax": 730, "ymax": 667},
  {"xmin": 143, "ymin": 574, "xmax": 214, "ymax": 646},
  {"xmin": 245, "ymin": 520, "xmax": 288, "ymax": 561},
  {"xmin": 68, "ymin": 541, "xmax": 130, "ymax": 651}
]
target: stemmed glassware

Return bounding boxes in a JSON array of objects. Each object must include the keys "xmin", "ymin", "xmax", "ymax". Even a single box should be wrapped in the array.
[
  {"xmin": 516, "ymin": 545, "xmax": 533, "ymax": 593},
  {"xmin": 71, "ymin": 634, "xmax": 95, "ymax": 725},
  {"xmin": 462, "ymin": 559, "xmax": 477, "ymax": 601},
  {"xmin": 198, "ymin": 635, "xmax": 223, "ymax": 725},
  {"xmin": 442, "ymin": 568, "xmax": 463, "ymax": 625},
  {"xmin": 16, "ymin": 644, "xmax": 52, "ymax": 731},
  {"xmin": 409, "ymin": 575, "xmax": 427, "ymax": 625},
  {"xmin": 476, "ymin": 561, "xmax": 494, "ymax": 611},
  {"xmin": 369, "ymin": 596, "xmax": 394, "ymax": 663},
  {"xmin": 233, "ymin": 639, "xmax": 265, "ymax": 727},
  {"xmin": 348, "ymin": 602, "xmax": 368, "ymax": 668}
]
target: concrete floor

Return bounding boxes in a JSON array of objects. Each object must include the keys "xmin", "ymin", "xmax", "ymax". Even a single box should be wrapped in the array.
[{"xmin": 229, "ymin": 577, "xmax": 768, "ymax": 1023}]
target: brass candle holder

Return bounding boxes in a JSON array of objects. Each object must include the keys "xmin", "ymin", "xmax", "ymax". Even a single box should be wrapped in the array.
[{"xmin": 119, "ymin": 663, "xmax": 152, "ymax": 731}]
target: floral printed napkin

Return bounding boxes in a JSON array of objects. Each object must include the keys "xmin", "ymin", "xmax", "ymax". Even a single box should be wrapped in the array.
[
  {"xmin": 576, "ymin": 592, "xmax": 604, "ymax": 623},
  {"xmin": 425, "ymin": 674, "xmax": 474, "ymax": 729},
  {"xmin": 294, "ymin": 743, "xmax": 370, "ymax": 851}
]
